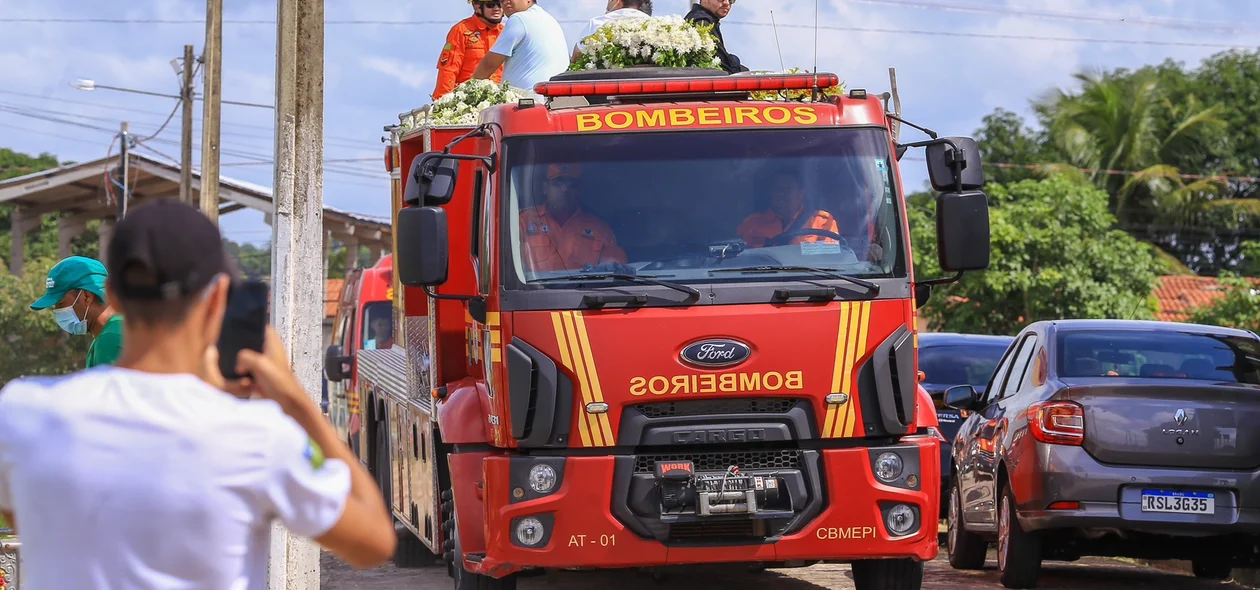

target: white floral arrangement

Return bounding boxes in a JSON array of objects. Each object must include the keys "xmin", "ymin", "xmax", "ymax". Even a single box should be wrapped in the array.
[
  {"xmin": 571, "ymin": 15, "xmax": 721, "ymax": 71},
  {"xmin": 400, "ymin": 79, "xmax": 526, "ymax": 130},
  {"xmin": 747, "ymin": 67, "xmax": 847, "ymax": 102}
]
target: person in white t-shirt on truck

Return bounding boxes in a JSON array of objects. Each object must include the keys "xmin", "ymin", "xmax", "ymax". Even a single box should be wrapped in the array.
[
  {"xmin": 0, "ymin": 199, "xmax": 397, "ymax": 589},
  {"xmin": 472, "ymin": 0, "xmax": 569, "ymax": 95},
  {"xmin": 571, "ymin": 0, "xmax": 653, "ymax": 63}
]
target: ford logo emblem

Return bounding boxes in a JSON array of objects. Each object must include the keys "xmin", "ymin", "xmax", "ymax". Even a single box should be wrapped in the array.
[{"xmin": 680, "ymin": 339, "xmax": 751, "ymax": 368}]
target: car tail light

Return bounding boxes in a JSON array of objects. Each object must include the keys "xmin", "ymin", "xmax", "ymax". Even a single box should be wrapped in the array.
[
  {"xmin": 1028, "ymin": 401, "xmax": 1084, "ymax": 446},
  {"xmin": 534, "ymin": 73, "xmax": 842, "ymax": 97}
]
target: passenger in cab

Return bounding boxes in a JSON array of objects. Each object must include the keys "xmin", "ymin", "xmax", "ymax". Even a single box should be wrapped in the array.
[
  {"xmin": 736, "ymin": 171, "xmax": 840, "ymax": 248},
  {"xmin": 519, "ymin": 164, "xmax": 628, "ymax": 273},
  {"xmin": 363, "ymin": 316, "xmax": 394, "ymax": 350}
]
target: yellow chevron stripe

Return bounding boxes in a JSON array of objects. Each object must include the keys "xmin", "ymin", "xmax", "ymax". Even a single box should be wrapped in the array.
[
  {"xmin": 824, "ymin": 302, "xmax": 852, "ymax": 439},
  {"xmin": 551, "ymin": 313, "xmax": 591, "ymax": 447},
  {"xmin": 832, "ymin": 302, "xmax": 862, "ymax": 438},
  {"xmin": 842, "ymin": 302, "xmax": 873, "ymax": 437},
  {"xmin": 572, "ymin": 312, "xmax": 615, "ymax": 445},
  {"xmin": 561, "ymin": 312, "xmax": 606, "ymax": 447}
]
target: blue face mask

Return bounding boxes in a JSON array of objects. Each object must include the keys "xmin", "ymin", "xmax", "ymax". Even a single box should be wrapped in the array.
[{"xmin": 53, "ymin": 292, "xmax": 89, "ymax": 336}]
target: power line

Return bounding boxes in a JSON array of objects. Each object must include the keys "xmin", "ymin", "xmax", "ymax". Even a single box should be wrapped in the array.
[
  {"xmin": 1, "ymin": 16, "xmax": 1255, "ymax": 48},
  {"xmin": 842, "ymin": 0, "xmax": 1260, "ymax": 36}
]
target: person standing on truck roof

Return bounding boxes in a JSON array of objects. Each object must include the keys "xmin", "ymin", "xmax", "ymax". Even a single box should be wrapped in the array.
[
  {"xmin": 519, "ymin": 164, "xmax": 628, "ymax": 273},
  {"xmin": 29, "ymin": 255, "xmax": 124, "ymax": 368},
  {"xmin": 571, "ymin": 0, "xmax": 653, "ymax": 63},
  {"xmin": 0, "ymin": 200, "xmax": 396, "ymax": 588},
  {"xmin": 737, "ymin": 170, "xmax": 840, "ymax": 248},
  {"xmin": 686, "ymin": 0, "xmax": 749, "ymax": 74},
  {"xmin": 472, "ymin": 0, "xmax": 569, "ymax": 94},
  {"xmin": 431, "ymin": 0, "xmax": 506, "ymax": 101}
]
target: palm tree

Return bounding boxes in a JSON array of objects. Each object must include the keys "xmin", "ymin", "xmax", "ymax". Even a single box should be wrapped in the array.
[{"xmin": 1034, "ymin": 68, "xmax": 1227, "ymax": 226}]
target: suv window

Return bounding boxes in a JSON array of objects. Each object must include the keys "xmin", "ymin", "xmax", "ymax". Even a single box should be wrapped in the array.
[{"xmin": 919, "ymin": 343, "xmax": 1010, "ymax": 388}]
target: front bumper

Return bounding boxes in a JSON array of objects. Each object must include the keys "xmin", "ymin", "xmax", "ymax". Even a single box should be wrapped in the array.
[
  {"xmin": 1016, "ymin": 444, "xmax": 1260, "ymax": 536},
  {"xmin": 469, "ymin": 439, "xmax": 940, "ymax": 576}
]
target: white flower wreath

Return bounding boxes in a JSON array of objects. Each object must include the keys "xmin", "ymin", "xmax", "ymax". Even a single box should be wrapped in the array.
[
  {"xmin": 571, "ymin": 15, "xmax": 721, "ymax": 71},
  {"xmin": 401, "ymin": 79, "xmax": 527, "ymax": 130}
]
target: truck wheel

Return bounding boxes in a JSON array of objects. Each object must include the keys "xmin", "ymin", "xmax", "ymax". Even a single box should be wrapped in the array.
[
  {"xmin": 947, "ymin": 481, "xmax": 988, "ymax": 570},
  {"xmin": 997, "ymin": 482, "xmax": 1042, "ymax": 589},
  {"xmin": 851, "ymin": 558, "xmax": 922, "ymax": 590},
  {"xmin": 1191, "ymin": 558, "xmax": 1232, "ymax": 580}
]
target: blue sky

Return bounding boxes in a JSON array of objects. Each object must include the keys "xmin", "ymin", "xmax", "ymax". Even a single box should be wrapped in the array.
[{"xmin": 2, "ymin": 0, "xmax": 1257, "ymax": 245}]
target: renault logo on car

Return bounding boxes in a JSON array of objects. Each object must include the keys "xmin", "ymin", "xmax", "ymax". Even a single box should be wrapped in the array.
[
  {"xmin": 680, "ymin": 339, "xmax": 752, "ymax": 368},
  {"xmin": 1174, "ymin": 409, "xmax": 1189, "ymax": 425}
]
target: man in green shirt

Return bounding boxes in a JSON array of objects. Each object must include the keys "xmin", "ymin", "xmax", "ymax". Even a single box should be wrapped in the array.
[{"xmin": 30, "ymin": 256, "xmax": 125, "ymax": 368}]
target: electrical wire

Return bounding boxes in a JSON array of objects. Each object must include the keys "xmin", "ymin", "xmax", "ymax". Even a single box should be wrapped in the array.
[{"xmin": 0, "ymin": 17, "xmax": 1254, "ymax": 49}]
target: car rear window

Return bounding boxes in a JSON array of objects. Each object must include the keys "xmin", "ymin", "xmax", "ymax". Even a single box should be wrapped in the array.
[
  {"xmin": 919, "ymin": 344, "xmax": 1010, "ymax": 387},
  {"xmin": 1057, "ymin": 329, "xmax": 1260, "ymax": 384}
]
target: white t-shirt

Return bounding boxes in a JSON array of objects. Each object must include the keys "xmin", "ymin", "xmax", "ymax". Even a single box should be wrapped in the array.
[
  {"xmin": 573, "ymin": 8, "xmax": 650, "ymax": 53},
  {"xmin": 0, "ymin": 367, "xmax": 352, "ymax": 589},
  {"xmin": 490, "ymin": 3, "xmax": 570, "ymax": 92}
]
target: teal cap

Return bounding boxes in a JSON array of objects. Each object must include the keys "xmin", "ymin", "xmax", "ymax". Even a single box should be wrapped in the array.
[{"xmin": 30, "ymin": 256, "xmax": 109, "ymax": 311}]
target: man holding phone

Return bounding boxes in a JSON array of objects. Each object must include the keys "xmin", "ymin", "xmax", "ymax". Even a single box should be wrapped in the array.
[{"xmin": 0, "ymin": 200, "xmax": 396, "ymax": 588}]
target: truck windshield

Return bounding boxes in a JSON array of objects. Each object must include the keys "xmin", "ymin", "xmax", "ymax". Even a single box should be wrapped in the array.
[{"xmin": 501, "ymin": 127, "xmax": 905, "ymax": 288}]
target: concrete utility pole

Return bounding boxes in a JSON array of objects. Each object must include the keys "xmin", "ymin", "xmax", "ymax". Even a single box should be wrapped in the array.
[
  {"xmin": 119, "ymin": 121, "xmax": 131, "ymax": 219},
  {"xmin": 200, "ymin": 0, "xmax": 223, "ymax": 224},
  {"xmin": 180, "ymin": 44, "xmax": 196, "ymax": 205},
  {"xmin": 269, "ymin": 0, "xmax": 324, "ymax": 586}
]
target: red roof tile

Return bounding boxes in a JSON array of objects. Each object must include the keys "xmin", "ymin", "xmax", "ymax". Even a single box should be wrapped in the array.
[
  {"xmin": 1151, "ymin": 276, "xmax": 1259, "ymax": 322},
  {"xmin": 325, "ymin": 279, "xmax": 345, "ymax": 319}
]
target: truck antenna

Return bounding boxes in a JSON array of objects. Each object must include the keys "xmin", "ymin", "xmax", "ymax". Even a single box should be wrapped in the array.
[
  {"xmin": 812, "ymin": 0, "xmax": 820, "ymax": 85},
  {"xmin": 770, "ymin": 10, "xmax": 786, "ymax": 72}
]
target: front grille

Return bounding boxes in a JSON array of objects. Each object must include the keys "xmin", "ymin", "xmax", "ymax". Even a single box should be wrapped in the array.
[
  {"xmin": 669, "ymin": 520, "xmax": 759, "ymax": 540},
  {"xmin": 633, "ymin": 398, "xmax": 797, "ymax": 418},
  {"xmin": 635, "ymin": 450, "xmax": 801, "ymax": 474}
]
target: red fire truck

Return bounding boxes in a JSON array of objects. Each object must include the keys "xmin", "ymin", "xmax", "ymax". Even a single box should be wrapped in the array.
[{"xmin": 328, "ymin": 67, "xmax": 991, "ymax": 590}]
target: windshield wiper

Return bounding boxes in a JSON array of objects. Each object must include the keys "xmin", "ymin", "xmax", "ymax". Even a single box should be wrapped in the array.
[
  {"xmin": 709, "ymin": 266, "xmax": 881, "ymax": 296},
  {"xmin": 532, "ymin": 273, "xmax": 701, "ymax": 300}
]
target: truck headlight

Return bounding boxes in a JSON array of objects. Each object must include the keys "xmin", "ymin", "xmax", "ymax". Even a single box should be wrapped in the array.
[
  {"xmin": 874, "ymin": 452, "xmax": 903, "ymax": 482},
  {"xmin": 515, "ymin": 516, "xmax": 546, "ymax": 547},
  {"xmin": 528, "ymin": 464, "xmax": 558, "ymax": 494}
]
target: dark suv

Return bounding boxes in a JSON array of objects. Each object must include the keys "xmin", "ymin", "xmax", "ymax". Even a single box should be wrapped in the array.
[{"xmin": 919, "ymin": 332, "xmax": 1014, "ymax": 517}]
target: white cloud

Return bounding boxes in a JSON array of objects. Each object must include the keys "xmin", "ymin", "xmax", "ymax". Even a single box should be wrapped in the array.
[{"xmin": 360, "ymin": 56, "xmax": 431, "ymax": 91}]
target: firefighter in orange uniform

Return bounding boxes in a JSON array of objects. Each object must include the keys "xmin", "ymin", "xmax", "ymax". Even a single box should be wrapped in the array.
[
  {"xmin": 432, "ymin": 0, "xmax": 505, "ymax": 101},
  {"xmin": 737, "ymin": 171, "xmax": 841, "ymax": 248},
  {"xmin": 519, "ymin": 164, "xmax": 628, "ymax": 273}
]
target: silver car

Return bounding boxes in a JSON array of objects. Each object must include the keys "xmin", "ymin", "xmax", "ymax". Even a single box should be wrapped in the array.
[{"xmin": 943, "ymin": 319, "xmax": 1260, "ymax": 588}]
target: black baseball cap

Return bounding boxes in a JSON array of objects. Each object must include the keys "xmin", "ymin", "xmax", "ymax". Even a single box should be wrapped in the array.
[{"xmin": 106, "ymin": 199, "xmax": 235, "ymax": 301}]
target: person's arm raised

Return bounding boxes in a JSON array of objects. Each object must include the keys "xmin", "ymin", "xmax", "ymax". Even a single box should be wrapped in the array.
[{"xmin": 233, "ymin": 327, "xmax": 397, "ymax": 568}]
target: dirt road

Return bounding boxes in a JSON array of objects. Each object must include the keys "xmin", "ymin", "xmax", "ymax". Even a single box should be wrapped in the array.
[{"xmin": 321, "ymin": 550, "xmax": 1246, "ymax": 589}]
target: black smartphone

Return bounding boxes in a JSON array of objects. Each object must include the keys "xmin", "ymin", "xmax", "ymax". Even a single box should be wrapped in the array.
[{"xmin": 218, "ymin": 279, "xmax": 269, "ymax": 380}]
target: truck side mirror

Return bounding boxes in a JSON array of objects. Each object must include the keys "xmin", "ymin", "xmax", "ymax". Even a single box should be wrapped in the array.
[
  {"xmin": 397, "ymin": 206, "xmax": 450, "ymax": 287},
  {"xmin": 324, "ymin": 344, "xmax": 353, "ymax": 382},
  {"xmin": 926, "ymin": 136, "xmax": 984, "ymax": 192},
  {"xmin": 403, "ymin": 153, "xmax": 460, "ymax": 207},
  {"xmin": 936, "ymin": 190, "xmax": 991, "ymax": 272}
]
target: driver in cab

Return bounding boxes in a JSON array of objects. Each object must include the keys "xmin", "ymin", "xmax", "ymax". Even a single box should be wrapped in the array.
[
  {"xmin": 519, "ymin": 164, "xmax": 628, "ymax": 273},
  {"xmin": 736, "ymin": 171, "xmax": 840, "ymax": 248}
]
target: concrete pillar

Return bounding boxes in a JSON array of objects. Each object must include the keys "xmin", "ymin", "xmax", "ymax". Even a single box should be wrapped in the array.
[
  {"xmin": 10, "ymin": 209, "xmax": 31, "ymax": 275},
  {"xmin": 98, "ymin": 217, "xmax": 116, "ymax": 263},
  {"xmin": 366, "ymin": 244, "xmax": 381, "ymax": 266},
  {"xmin": 57, "ymin": 215, "xmax": 89, "ymax": 260}
]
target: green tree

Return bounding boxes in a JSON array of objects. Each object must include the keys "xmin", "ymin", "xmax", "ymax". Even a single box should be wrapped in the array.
[
  {"xmin": 973, "ymin": 108, "xmax": 1056, "ymax": 185},
  {"xmin": 0, "ymin": 258, "xmax": 91, "ymax": 387},
  {"xmin": 1187, "ymin": 273, "xmax": 1260, "ymax": 333},
  {"xmin": 1034, "ymin": 68, "xmax": 1228, "ymax": 226},
  {"xmin": 909, "ymin": 175, "xmax": 1159, "ymax": 335}
]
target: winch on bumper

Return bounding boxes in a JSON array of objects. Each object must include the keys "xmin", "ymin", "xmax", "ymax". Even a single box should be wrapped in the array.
[{"xmin": 657, "ymin": 461, "xmax": 792, "ymax": 519}]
